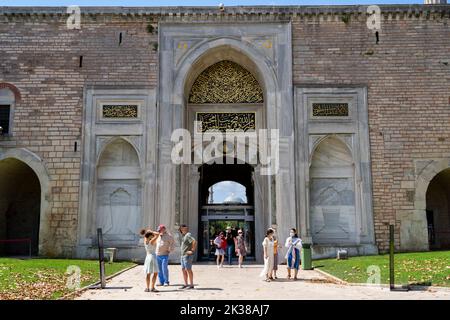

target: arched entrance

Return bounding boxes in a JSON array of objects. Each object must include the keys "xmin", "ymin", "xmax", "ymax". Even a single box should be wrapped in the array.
[
  {"xmin": 426, "ymin": 168, "xmax": 450, "ymax": 250},
  {"xmin": 0, "ymin": 158, "xmax": 40, "ymax": 256},
  {"xmin": 198, "ymin": 161, "xmax": 255, "ymax": 261},
  {"xmin": 158, "ymin": 25, "xmax": 295, "ymax": 262},
  {"xmin": 183, "ymin": 55, "xmax": 268, "ymax": 262}
]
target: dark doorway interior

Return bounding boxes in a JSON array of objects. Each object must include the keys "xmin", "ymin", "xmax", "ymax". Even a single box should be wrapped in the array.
[
  {"xmin": 0, "ymin": 158, "xmax": 41, "ymax": 256},
  {"xmin": 198, "ymin": 161, "xmax": 255, "ymax": 261},
  {"xmin": 426, "ymin": 168, "xmax": 450, "ymax": 250}
]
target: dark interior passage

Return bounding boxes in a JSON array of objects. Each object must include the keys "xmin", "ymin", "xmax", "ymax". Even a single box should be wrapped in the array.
[
  {"xmin": 198, "ymin": 161, "xmax": 255, "ymax": 261},
  {"xmin": 426, "ymin": 168, "xmax": 450, "ymax": 250},
  {"xmin": 0, "ymin": 158, "xmax": 41, "ymax": 256}
]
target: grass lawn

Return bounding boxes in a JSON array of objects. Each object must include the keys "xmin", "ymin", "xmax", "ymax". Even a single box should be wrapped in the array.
[
  {"xmin": 313, "ymin": 251, "xmax": 450, "ymax": 287},
  {"xmin": 0, "ymin": 258, "xmax": 136, "ymax": 300}
]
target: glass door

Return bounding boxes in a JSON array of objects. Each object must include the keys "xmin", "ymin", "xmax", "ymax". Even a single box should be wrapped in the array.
[{"xmin": 199, "ymin": 211, "xmax": 255, "ymax": 261}]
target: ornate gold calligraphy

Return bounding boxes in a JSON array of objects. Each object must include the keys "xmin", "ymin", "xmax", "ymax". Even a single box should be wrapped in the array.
[
  {"xmin": 196, "ymin": 112, "xmax": 256, "ymax": 132},
  {"xmin": 189, "ymin": 60, "xmax": 264, "ymax": 104},
  {"xmin": 102, "ymin": 105, "xmax": 138, "ymax": 118},
  {"xmin": 312, "ymin": 103, "xmax": 349, "ymax": 117}
]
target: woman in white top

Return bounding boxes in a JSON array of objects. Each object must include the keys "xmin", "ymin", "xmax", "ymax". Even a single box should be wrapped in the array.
[
  {"xmin": 213, "ymin": 231, "xmax": 226, "ymax": 269},
  {"xmin": 140, "ymin": 228, "xmax": 160, "ymax": 292},
  {"xmin": 260, "ymin": 228, "xmax": 275, "ymax": 282},
  {"xmin": 285, "ymin": 228, "xmax": 303, "ymax": 280}
]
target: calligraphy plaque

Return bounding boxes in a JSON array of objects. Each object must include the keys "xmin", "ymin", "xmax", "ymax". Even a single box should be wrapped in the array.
[
  {"xmin": 189, "ymin": 60, "xmax": 264, "ymax": 104},
  {"xmin": 312, "ymin": 103, "xmax": 349, "ymax": 117},
  {"xmin": 196, "ymin": 112, "xmax": 256, "ymax": 133},
  {"xmin": 102, "ymin": 105, "xmax": 138, "ymax": 118}
]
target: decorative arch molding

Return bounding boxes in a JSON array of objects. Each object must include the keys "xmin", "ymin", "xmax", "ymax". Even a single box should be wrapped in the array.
[
  {"xmin": 414, "ymin": 158, "xmax": 450, "ymax": 210},
  {"xmin": 0, "ymin": 82, "xmax": 21, "ymax": 102},
  {"xmin": 173, "ymin": 38, "xmax": 279, "ymax": 126},
  {"xmin": 396, "ymin": 158, "xmax": 450, "ymax": 252},
  {"xmin": 0, "ymin": 147, "xmax": 52, "ymax": 255}
]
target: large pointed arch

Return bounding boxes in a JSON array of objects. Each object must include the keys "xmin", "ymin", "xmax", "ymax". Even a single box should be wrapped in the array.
[{"xmin": 0, "ymin": 147, "xmax": 51, "ymax": 255}]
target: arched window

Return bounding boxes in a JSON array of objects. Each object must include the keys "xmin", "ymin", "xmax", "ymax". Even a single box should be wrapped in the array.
[
  {"xmin": 0, "ymin": 87, "xmax": 16, "ymax": 136},
  {"xmin": 207, "ymin": 180, "xmax": 248, "ymax": 205}
]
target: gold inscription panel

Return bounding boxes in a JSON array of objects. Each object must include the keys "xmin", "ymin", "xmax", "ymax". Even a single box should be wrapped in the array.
[
  {"xmin": 196, "ymin": 112, "xmax": 256, "ymax": 132},
  {"xmin": 312, "ymin": 103, "xmax": 349, "ymax": 117},
  {"xmin": 102, "ymin": 105, "xmax": 138, "ymax": 118}
]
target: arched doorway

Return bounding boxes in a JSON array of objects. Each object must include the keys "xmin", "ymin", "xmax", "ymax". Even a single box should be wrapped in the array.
[
  {"xmin": 426, "ymin": 168, "xmax": 450, "ymax": 250},
  {"xmin": 0, "ymin": 158, "xmax": 41, "ymax": 256},
  {"xmin": 185, "ymin": 58, "xmax": 264, "ymax": 261},
  {"xmin": 198, "ymin": 161, "xmax": 255, "ymax": 261}
]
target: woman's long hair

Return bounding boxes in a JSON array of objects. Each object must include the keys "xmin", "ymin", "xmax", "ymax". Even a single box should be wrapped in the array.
[
  {"xmin": 290, "ymin": 228, "xmax": 298, "ymax": 238},
  {"xmin": 265, "ymin": 228, "xmax": 274, "ymax": 237}
]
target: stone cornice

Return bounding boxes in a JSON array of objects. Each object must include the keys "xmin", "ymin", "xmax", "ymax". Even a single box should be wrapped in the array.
[{"xmin": 0, "ymin": 5, "xmax": 449, "ymax": 17}]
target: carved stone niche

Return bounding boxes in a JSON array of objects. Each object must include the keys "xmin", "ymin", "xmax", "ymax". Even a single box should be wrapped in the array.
[{"xmin": 95, "ymin": 138, "xmax": 142, "ymax": 243}]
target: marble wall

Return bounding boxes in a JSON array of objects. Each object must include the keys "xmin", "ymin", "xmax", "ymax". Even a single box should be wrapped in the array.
[
  {"xmin": 77, "ymin": 89, "xmax": 156, "ymax": 260},
  {"xmin": 310, "ymin": 138, "xmax": 356, "ymax": 244},
  {"xmin": 295, "ymin": 87, "xmax": 377, "ymax": 258},
  {"xmin": 96, "ymin": 139, "xmax": 142, "ymax": 242}
]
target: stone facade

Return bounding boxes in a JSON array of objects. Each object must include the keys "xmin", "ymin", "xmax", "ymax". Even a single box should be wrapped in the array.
[{"xmin": 0, "ymin": 5, "xmax": 449, "ymax": 260}]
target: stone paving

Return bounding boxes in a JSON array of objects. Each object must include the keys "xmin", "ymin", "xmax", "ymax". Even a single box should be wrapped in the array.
[{"xmin": 76, "ymin": 263, "xmax": 450, "ymax": 300}]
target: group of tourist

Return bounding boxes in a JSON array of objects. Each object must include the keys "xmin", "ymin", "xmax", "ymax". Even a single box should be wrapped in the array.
[
  {"xmin": 139, "ymin": 224, "xmax": 303, "ymax": 292},
  {"xmin": 260, "ymin": 227, "xmax": 303, "ymax": 282},
  {"xmin": 213, "ymin": 226, "xmax": 246, "ymax": 268},
  {"xmin": 140, "ymin": 224, "xmax": 196, "ymax": 292}
]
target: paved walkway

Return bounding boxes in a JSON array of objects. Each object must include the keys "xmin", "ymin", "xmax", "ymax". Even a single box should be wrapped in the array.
[{"xmin": 77, "ymin": 263, "xmax": 450, "ymax": 300}]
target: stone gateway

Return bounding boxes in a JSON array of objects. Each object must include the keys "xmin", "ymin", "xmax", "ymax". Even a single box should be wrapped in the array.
[{"xmin": 0, "ymin": 4, "xmax": 450, "ymax": 262}]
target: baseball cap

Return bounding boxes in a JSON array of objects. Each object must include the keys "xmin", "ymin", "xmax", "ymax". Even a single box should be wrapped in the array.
[{"xmin": 157, "ymin": 224, "xmax": 166, "ymax": 232}]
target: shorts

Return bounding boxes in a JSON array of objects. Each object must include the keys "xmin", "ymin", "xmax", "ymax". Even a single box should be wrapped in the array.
[
  {"xmin": 215, "ymin": 248, "xmax": 225, "ymax": 256},
  {"xmin": 181, "ymin": 255, "xmax": 194, "ymax": 270}
]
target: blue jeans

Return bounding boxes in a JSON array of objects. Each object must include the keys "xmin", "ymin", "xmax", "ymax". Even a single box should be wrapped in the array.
[
  {"xmin": 226, "ymin": 245, "xmax": 234, "ymax": 265},
  {"xmin": 157, "ymin": 255, "xmax": 169, "ymax": 285}
]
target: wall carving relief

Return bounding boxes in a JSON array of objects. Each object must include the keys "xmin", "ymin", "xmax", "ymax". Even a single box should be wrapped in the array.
[
  {"xmin": 96, "ymin": 182, "xmax": 141, "ymax": 239},
  {"xmin": 188, "ymin": 60, "xmax": 264, "ymax": 104},
  {"xmin": 96, "ymin": 139, "xmax": 142, "ymax": 241}
]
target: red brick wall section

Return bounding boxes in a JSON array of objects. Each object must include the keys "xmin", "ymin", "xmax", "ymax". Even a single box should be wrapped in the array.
[
  {"xmin": 292, "ymin": 12, "xmax": 450, "ymax": 252},
  {"xmin": 0, "ymin": 14, "xmax": 158, "ymax": 256},
  {"xmin": 1, "ymin": 10, "xmax": 450, "ymax": 255}
]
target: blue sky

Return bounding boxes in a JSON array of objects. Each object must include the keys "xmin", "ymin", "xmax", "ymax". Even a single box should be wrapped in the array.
[
  {"xmin": 208, "ymin": 181, "xmax": 247, "ymax": 204},
  {"xmin": 4, "ymin": 1, "xmax": 422, "ymax": 7}
]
